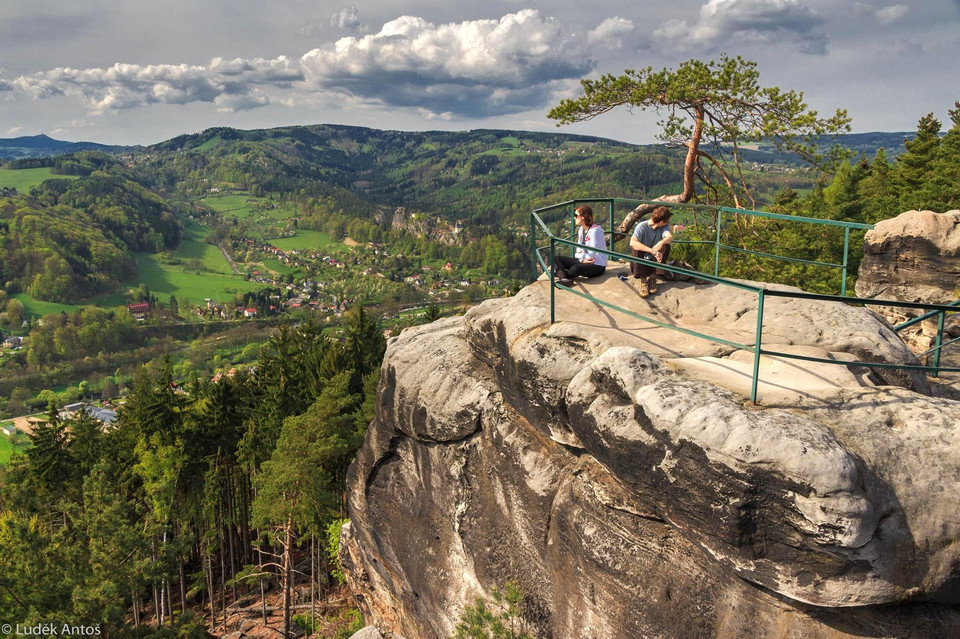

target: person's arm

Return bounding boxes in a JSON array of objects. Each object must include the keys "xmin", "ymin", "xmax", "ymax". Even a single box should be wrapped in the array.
[
  {"xmin": 651, "ymin": 230, "xmax": 674, "ymax": 255},
  {"xmin": 574, "ymin": 228, "xmax": 587, "ymax": 261},
  {"xmin": 630, "ymin": 226, "xmax": 656, "ymax": 255}
]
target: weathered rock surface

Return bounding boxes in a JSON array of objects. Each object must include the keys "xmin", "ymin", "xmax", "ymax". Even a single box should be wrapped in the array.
[
  {"xmin": 854, "ymin": 209, "xmax": 960, "ymax": 397},
  {"xmin": 856, "ymin": 209, "xmax": 960, "ymax": 303},
  {"xmin": 342, "ymin": 272, "xmax": 960, "ymax": 638}
]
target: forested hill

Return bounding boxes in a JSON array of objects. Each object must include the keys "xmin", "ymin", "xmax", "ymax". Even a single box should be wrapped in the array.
[
  {"xmin": 140, "ymin": 125, "xmax": 689, "ymax": 225},
  {"xmin": 0, "ymin": 133, "xmax": 117, "ymax": 160},
  {"xmin": 0, "ymin": 122, "xmax": 836, "ymax": 305}
]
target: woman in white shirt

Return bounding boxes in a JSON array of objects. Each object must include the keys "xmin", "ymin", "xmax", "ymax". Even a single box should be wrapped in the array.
[{"xmin": 554, "ymin": 205, "xmax": 607, "ymax": 285}]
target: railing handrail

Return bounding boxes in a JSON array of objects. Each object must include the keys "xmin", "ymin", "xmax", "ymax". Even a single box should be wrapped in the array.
[
  {"xmin": 896, "ymin": 299, "xmax": 960, "ymax": 330},
  {"xmin": 536, "ymin": 198, "xmax": 875, "ymax": 230},
  {"xmin": 530, "ymin": 200, "xmax": 958, "ymax": 403}
]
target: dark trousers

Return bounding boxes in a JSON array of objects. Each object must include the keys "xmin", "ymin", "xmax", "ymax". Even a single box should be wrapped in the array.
[
  {"xmin": 555, "ymin": 255, "xmax": 606, "ymax": 279},
  {"xmin": 631, "ymin": 244, "xmax": 671, "ymax": 278}
]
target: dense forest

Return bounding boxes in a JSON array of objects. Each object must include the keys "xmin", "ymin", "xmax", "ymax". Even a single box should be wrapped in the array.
[
  {"xmin": 0, "ymin": 101, "xmax": 958, "ymax": 637},
  {"xmin": 0, "ymin": 308, "xmax": 383, "ymax": 637}
]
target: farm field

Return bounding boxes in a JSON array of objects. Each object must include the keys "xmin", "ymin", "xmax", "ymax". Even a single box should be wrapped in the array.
[
  {"xmin": 131, "ymin": 253, "xmax": 268, "ymax": 306},
  {"xmin": 12, "ymin": 293, "xmax": 81, "ymax": 318},
  {"xmin": 175, "ymin": 224, "xmax": 234, "ymax": 274},
  {"xmin": 175, "ymin": 238, "xmax": 234, "ymax": 274},
  {"xmin": 0, "ymin": 167, "xmax": 78, "ymax": 191},
  {"xmin": 270, "ymin": 230, "xmax": 335, "ymax": 251},
  {"xmin": 200, "ymin": 193, "xmax": 296, "ymax": 221},
  {"xmin": 0, "ymin": 431, "xmax": 30, "ymax": 465},
  {"xmin": 259, "ymin": 257, "xmax": 296, "ymax": 276}
]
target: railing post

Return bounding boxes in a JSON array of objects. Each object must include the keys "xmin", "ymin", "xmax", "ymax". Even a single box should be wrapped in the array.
[
  {"xmin": 549, "ymin": 238, "xmax": 556, "ymax": 325},
  {"xmin": 933, "ymin": 310, "xmax": 945, "ymax": 378},
  {"xmin": 714, "ymin": 208, "xmax": 722, "ymax": 278},
  {"xmin": 608, "ymin": 199, "xmax": 615, "ymax": 250},
  {"xmin": 841, "ymin": 227, "xmax": 850, "ymax": 296},
  {"xmin": 529, "ymin": 212, "xmax": 537, "ymax": 281},
  {"xmin": 751, "ymin": 289, "xmax": 765, "ymax": 404}
]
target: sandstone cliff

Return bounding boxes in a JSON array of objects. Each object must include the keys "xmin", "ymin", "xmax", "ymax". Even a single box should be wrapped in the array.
[
  {"xmin": 855, "ymin": 209, "xmax": 960, "ymax": 390},
  {"xmin": 342, "ymin": 267, "xmax": 960, "ymax": 638}
]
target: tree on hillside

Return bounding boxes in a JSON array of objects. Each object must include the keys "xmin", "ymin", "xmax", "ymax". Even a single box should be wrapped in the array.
[
  {"xmin": 921, "ymin": 101, "xmax": 960, "ymax": 210},
  {"xmin": 252, "ymin": 373, "xmax": 357, "ymax": 638},
  {"xmin": 858, "ymin": 148, "xmax": 899, "ymax": 224},
  {"xmin": 897, "ymin": 113, "xmax": 942, "ymax": 212},
  {"xmin": 547, "ymin": 55, "xmax": 851, "ymax": 231}
]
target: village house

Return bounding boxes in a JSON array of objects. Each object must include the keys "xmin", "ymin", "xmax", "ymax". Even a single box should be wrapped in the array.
[{"xmin": 126, "ymin": 302, "xmax": 150, "ymax": 320}]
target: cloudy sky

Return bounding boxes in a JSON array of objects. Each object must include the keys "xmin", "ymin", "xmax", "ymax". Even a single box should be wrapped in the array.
[{"xmin": 1, "ymin": 0, "xmax": 958, "ymax": 146}]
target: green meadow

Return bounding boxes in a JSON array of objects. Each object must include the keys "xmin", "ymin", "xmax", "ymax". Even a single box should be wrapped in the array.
[
  {"xmin": 0, "ymin": 432, "xmax": 30, "ymax": 465},
  {"xmin": 131, "ymin": 253, "xmax": 268, "ymax": 306},
  {"xmin": 270, "ymin": 230, "xmax": 335, "ymax": 251},
  {"xmin": 200, "ymin": 193, "xmax": 296, "ymax": 221},
  {"xmin": 175, "ymin": 223, "xmax": 234, "ymax": 274},
  {"xmin": 12, "ymin": 293, "xmax": 81, "ymax": 318},
  {"xmin": 0, "ymin": 167, "xmax": 78, "ymax": 191},
  {"xmin": 259, "ymin": 258, "xmax": 296, "ymax": 276}
]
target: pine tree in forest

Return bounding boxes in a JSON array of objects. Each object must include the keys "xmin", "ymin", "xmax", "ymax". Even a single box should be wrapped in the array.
[
  {"xmin": 897, "ymin": 113, "xmax": 942, "ymax": 211},
  {"xmin": 859, "ymin": 148, "xmax": 900, "ymax": 224},
  {"xmin": 921, "ymin": 101, "xmax": 960, "ymax": 211}
]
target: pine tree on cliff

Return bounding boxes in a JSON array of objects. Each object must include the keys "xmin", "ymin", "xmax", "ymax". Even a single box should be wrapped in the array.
[{"xmin": 547, "ymin": 54, "xmax": 851, "ymax": 233}]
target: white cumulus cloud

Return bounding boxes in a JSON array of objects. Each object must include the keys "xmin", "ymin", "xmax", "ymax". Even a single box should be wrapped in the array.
[
  {"xmin": 9, "ymin": 57, "xmax": 303, "ymax": 113},
  {"xmin": 654, "ymin": 0, "xmax": 829, "ymax": 55},
  {"xmin": 330, "ymin": 6, "xmax": 363, "ymax": 32},
  {"xmin": 299, "ymin": 10, "xmax": 596, "ymax": 117},
  {"xmin": 1, "ymin": 10, "xmax": 619, "ymax": 120},
  {"xmin": 586, "ymin": 17, "xmax": 636, "ymax": 48},
  {"xmin": 875, "ymin": 4, "xmax": 909, "ymax": 24}
]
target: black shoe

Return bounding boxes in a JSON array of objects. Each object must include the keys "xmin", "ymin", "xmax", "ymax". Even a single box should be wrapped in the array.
[{"xmin": 558, "ymin": 277, "xmax": 574, "ymax": 286}]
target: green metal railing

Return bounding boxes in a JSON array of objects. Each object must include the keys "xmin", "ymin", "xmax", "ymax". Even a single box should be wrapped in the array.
[
  {"xmin": 530, "ymin": 198, "xmax": 959, "ymax": 403},
  {"xmin": 533, "ymin": 198, "xmax": 873, "ymax": 295}
]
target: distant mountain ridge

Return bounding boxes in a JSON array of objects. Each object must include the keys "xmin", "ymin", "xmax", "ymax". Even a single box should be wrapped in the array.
[
  {"xmin": 0, "ymin": 129, "xmax": 917, "ymax": 163},
  {"xmin": 0, "ymin": 133, "xmax": 119, "ymax": 160}
]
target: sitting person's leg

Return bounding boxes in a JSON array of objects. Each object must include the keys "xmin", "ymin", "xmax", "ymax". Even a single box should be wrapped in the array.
[
  {"xmin": 554, "ymin": 255, "xmax": 578, "ymax": 279},
  {"xmin": 654, "ymin": 244, "xmax": 671, "ymax": 276},
  {"xmin": 632, "ymin": 252, "xmax": 655, "ymax": 280},
  {"xmin": 568, "ymin": 262, "xmax": 605, "ymax": 279},
  {"xmin": 630, "ymin": 249, "xmax": 646, "ymax": 278}
]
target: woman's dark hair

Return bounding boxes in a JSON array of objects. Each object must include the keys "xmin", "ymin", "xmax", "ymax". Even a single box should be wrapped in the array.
[
  {"xmin": 650, "ymin": 206, "xmax": 673, "ymax": 224},
  {"xmin": 575, "ymin": 205, "xmax": 594, "ymax": 227}
]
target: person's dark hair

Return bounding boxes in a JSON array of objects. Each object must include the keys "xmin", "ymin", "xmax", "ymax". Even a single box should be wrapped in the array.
[
  {"xmin": 575, "ymin": 205, "xmax": 594, "ymax": 227},
  {"xmin": 650, "ymin": 206, "xmax": 673, "ymax": 224}
]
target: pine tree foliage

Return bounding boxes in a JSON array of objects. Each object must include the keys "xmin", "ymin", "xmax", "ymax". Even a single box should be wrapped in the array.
[
  {"xmin": 548, "ymin": 54, "xmax": 851, "ymax": 223},
  {"xmin": 897, "ymin": 113, "xmax": 942, "ymax": 211},
  {"xmin": 0, "ymin": 314, "xmax": 385, "ymax": 635}
]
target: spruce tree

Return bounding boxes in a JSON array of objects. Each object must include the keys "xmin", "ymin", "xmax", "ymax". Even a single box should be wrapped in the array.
[
  {"xmin": 897, "ymin": 113, "xmax": 942, "ymax": 211},
  {"xmin": 859, "ymin": 148, "xmax": 900, "ymax": 223},
  {"xmin": 921, "ymin": 101, "xmax": 960, "ymax": 210}
]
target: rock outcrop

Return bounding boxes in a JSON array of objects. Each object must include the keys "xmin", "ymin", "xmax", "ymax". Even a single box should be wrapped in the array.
[
  {"xmin": 855, "ymin": 209, "xmax": 960, "ymax": 395},
  {"xmin": 342, "ymin": 271, "xmax": 960, "ymax": 638},
  {"xmin": 856, "ymin": 209, "xmax": 960, "ymax": 303}
]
